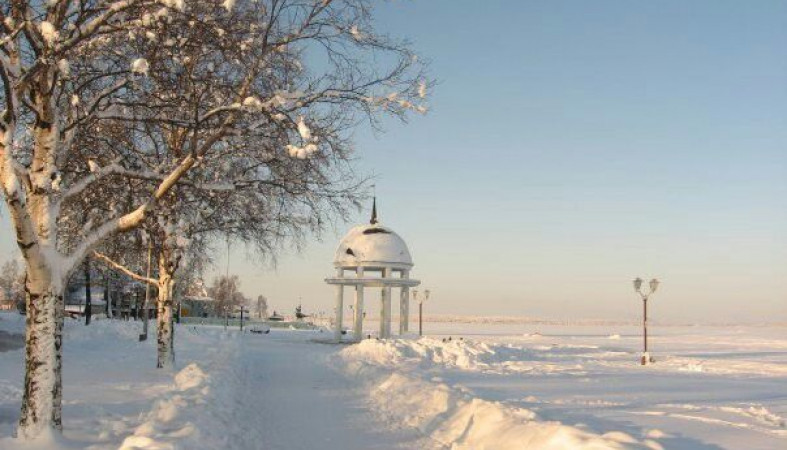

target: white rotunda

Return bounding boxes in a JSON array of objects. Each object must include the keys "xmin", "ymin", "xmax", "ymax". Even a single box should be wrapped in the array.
[{"xmin": 325, "ymin": 200, "xmax": 420, "ymax": 341}]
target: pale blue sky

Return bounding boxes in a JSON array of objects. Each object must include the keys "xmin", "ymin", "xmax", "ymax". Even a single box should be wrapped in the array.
[{"xmin": 2, "ymin": 1, "xmax": 786, "ymax": 322}]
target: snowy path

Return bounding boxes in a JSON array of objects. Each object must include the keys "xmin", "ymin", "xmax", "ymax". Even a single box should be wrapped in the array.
[
  {"xmin": 0, "ymin": 315, "xmax": 436, "ymax": 449},
  {"xmin": 235, "ymin": 331, "xmax": 434, "ymax": 450}
]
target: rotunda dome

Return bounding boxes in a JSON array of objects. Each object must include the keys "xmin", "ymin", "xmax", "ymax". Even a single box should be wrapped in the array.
[{"xmin": 334, "ymin": 223, "xmax": 413, "ymax": 268}]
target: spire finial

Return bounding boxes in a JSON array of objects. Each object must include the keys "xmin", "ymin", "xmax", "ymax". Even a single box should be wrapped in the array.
[{"xmin": 370, "ymin": 196, "xmax": 378, "ymax": 225}]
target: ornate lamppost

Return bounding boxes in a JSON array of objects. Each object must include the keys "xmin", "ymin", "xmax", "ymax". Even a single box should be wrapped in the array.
[
  {"xmin": 413, "ymin": 289, "xmax": 430, "ymax": 337},
  {"xmin": 633, "ymin": 277, "xmax": 659, "ymax": 365},
  {"xmin": 239, "ymin": 305, "xmax": 247, "ymax": 331}
]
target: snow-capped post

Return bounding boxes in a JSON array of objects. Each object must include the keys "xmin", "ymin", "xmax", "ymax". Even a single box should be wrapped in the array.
[
  {"xmin": 104, "ymin": 271, "xmax": 113, "ymax": 319},
  {"xmin": 103, "ymin": 272, "xmax": 108, "ymax": 318},
  {"xmin": 225, "ymin": 239, "xmax": 231, "ymax": 330},
  {"xmin": 84, "ymin": 258, "xmax": 92, "ymax": 325},
  {"xmin": 633, "ymin": 278, "xmax": 659, "ymax": 365}
]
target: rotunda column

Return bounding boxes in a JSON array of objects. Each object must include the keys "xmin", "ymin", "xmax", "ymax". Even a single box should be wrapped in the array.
[
  {"xmin": 334, "ymin": 267, "xmax": 344, "ymax": 341},
  {"xmin": 380, "ymin": 267, "xmax": 393, "ymax": 338},
  {"xmin": 399, "ymin": 269, "xmax": 410, "ymax": 335},
  {"xmin": 353, "ymin": 267, "xmax": 365, "ymax": 340}
]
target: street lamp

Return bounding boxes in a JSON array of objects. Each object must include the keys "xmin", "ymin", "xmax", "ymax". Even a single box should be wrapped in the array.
[
  {"xmin": 414, "ymin": 289, "xmax": 430, "ymax": 337},
  {"xmin": 633, "ymin": 277, "xmax": 659, "ymax": 365}
]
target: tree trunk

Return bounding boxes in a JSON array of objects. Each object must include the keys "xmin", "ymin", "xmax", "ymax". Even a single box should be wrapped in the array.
[
  {"xmin": 18, "ymin": 275, "xmax": 64, "ymax": 438},
  {"xmin": 10, "ymin": 94, "xmax": 67, "ymax": 437},
  {"xmin": 156, "ymin": 253, "xmax": 175, "ymax": 369}
]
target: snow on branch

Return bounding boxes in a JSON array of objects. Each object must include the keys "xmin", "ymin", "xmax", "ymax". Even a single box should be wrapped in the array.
[
  {"xmin": 92, "ymin": 251, "xmax": 156, "ymax": 285},
  {"xmin": 57, "ymin": 162, "xmax": 127, "ymax": 202}
]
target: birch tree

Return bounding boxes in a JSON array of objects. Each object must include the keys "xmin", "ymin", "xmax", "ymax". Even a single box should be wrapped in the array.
[
  {"xmin": 92, "ymin": 149, "xmax": 361, "ymax": 369},
  {"xmin": 68, "ymin": 0, "xmax": 424, "ymax": 371},
  {"xmin": 1, "ymin": 1, "xmax": 427, "ymax": 436}
]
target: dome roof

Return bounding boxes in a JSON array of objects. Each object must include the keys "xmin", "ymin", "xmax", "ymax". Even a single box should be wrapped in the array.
[{"xmin": 334, "ymin": 223, "xmax": 413, "ymax": 268}]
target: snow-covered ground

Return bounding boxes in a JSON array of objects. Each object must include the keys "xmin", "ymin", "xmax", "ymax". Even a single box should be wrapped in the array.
[
  {"xmin": 340, "ymin": 322, "xmax": 786, "ymax": 450},
  {"xmin": 0, "ymin": 313, "xmax": 430, "ymax": 450},
  {"xmin": 0, "ymin": 312, "xmax": 784, "ymax": 449}
]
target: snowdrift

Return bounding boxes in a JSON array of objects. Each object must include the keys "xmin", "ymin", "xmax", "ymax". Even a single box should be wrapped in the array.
[
  {"xmin": 118, "ymin": 329, "xmax": 259, "ymax": 450},
  {"xmin": 338, "ymin": 338, "xmax": 658, "ymax": 450},
  {"xmin": 340, "ymin": 336, "xmax": 599, "ymax": 375}
]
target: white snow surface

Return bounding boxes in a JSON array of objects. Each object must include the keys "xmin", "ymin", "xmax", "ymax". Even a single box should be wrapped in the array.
[
  {"xmin": 339, "ymin": 341, "xmax": 646, "ymax": 449},
  {"xmin": 0, "ymin": 313, "xmax": 429, "ymax": 449},
  {"xmin": 131, "ymin": 58, "xmax": 149, "ymax": 75},
  {"xmin": 338, "ymin": 322, "xmax": 787, "ymax": 449},
  {"xmin": 39, "ymin": 22, "xmax": 58, "ymax": 45},
  {"xmin": 1, "ymin": 312, "xmax": 785, "ymax": 449},
  {"xmin": 334, "ymin": 223, "xmax": 413, "ymax": 267},
  {"xmin": 296, "ymin": 116, "xmax": 312, "ymax": 141}
]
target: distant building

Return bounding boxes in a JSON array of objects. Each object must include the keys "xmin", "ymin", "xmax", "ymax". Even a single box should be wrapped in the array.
[
  {"xmin": 181, "ymin": 296, "xmax": 215, "ymax": 318},
  {"xmin": 65, "ymin": 270, "xmax": 152, "ymax": 319},
  {"xmin": 0, "ymin": 291, "xmax": 14, "ymax": 311}
]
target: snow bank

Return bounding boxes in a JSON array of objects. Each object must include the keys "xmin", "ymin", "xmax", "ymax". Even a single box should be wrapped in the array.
[
  {"xmin": 342, "ymin": 337, "xmax": 592, "ymax": 375},
  {"xmin": 119, "ymin": 363, "xmax": 209, "ymax": 449},
  {"xmin": 339, "ymin": 339, "xmax": 653, "ymax": 450},
  {"xmin": 118, "ymin": 331, "xmax": 251, "ymax": 450},
  {"xmin": 173, "ymin": 363, "xmax": 208, "ymax": 391}
]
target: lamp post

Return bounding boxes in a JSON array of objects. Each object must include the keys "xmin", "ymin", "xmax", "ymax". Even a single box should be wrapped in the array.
[
  {"xmin": 139, "ymin": 240, "xmax": 152, "ymax": 341},
  {"xmin": 633, "ymin": 277, "xmax": 659, "ymax": 365},
  {"xmin": 414, "ymin": 289, "xmax": 430, "ymax": 337}
]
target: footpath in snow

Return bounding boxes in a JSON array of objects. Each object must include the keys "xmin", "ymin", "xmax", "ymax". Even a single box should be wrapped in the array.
[{"xmin": 0, "ymin": 314, "xmax": 433, "ymax": 449}]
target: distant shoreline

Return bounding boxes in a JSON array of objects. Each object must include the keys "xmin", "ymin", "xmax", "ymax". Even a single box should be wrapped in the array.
[{"xmin": 371, "ymin": 314, "xmax": 787, "ymax": 327}]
